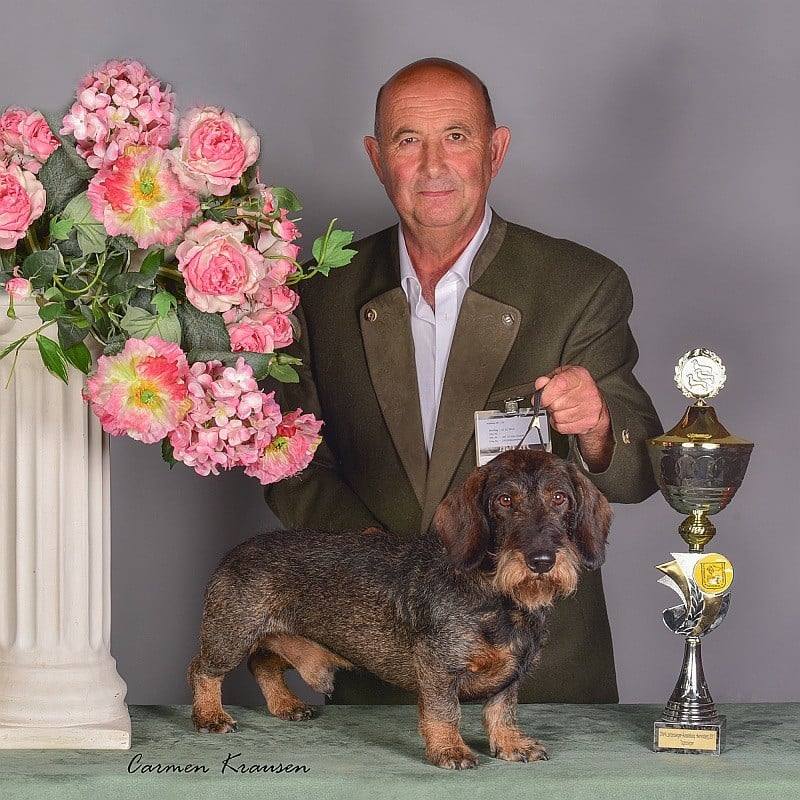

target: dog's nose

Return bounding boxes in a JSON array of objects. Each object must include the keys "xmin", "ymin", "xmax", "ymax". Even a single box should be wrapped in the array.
[{"xmin": 527, "ymin": 553, "xmax": 556, "ymax": 574}]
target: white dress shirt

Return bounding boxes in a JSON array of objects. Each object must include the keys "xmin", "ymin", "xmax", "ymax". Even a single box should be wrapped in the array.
[{"xmin": 399, "ymin": 205, "xmax": 492, "ymax": 456}]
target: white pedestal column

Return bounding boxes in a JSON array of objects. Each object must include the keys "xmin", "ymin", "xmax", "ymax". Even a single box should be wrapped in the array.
[{"xmin": 0, "ymin": 294, "xmax": 130, "ymax": 748}]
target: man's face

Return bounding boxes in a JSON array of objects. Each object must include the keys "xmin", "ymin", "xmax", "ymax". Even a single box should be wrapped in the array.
[{"xmin": 364, "ymin": 67, "xmax": 509, "ymax": 241}]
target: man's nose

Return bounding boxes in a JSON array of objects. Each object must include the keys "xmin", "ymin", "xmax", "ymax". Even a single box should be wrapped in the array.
[{"xmin": 420, "ymin": 141, "xmax": 445, "ymax": 175}]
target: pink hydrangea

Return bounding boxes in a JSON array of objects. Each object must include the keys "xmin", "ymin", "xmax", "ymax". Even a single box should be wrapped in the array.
[
  {"xmin": 87, "ymin": 144, "xmax": 200, "ymax": 248},
  {"xmin": 172, "ymin": 106, "xmax": 260, "ymax": 197},
  {"xmin": 176, "ymin": 219, "xmax": 266, "ymax": 313},
  {"xmin": 60, "ymin": 59, "xmax": 176, "ymax": 168},
  {"xmin": 168, "ymin": 358, "xmax": 282, "ymax": 477},
  {"xmin": 84, "ymin": 337, "xmax": 192, "ymax": 444},
  {"xmin": 1, "ymin": 107, "xmax": 60, "ymax": 173},
  {"xmin": 244, "ymin": 409, "xmax": 322, "ymax": 485},
  {"xmin": 0, "ymin": 163, "xmax": 46, "ymax": 250}
]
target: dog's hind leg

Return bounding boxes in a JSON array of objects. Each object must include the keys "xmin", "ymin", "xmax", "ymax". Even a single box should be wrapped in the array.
[
  {"xmin": 188, "ymin": 654, "xmax": 238, "ymax": 733},
  {"xmin": 249, "ymin": 634, "xmax": 353, "ymax": 721},
  {"xmin": 482, "ymin": 685, "xmax": 549, "ymax": 762},
  {"xmin": 248, "ymin": 649, "xmax": 315, "ymax": 721}
]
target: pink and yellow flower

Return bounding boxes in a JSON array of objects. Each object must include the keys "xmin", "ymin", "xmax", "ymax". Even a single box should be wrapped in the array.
[
  {"xmin": 0, "ymin": 163, "xmax": 46, "ymax": 250},
  {"xmin": 172, "ymin": 106, "xmax": 260, "ymax": 197},
  {"xmin": 84, "ymin": 337, "xmax": 192, "ymax": 444},
  {"xmin": 176, "ymin": 219, "xmax": 266, "ymax": 313},
  {"xmin": 87, "ymin": 144, "xmax": 200, "ymax": 248},
  {"xmin": 244, "ymin": 409, "xmax": 322, "ymax": 485},
  {"xmin": 60, "ymin": 59, "xmax": 176, "ymax": 169}
]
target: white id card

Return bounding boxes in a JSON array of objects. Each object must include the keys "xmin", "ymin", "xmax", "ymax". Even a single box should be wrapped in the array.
[{"xmin": 474, "ymin": 407, "xmax": 551, "ymax": 467}]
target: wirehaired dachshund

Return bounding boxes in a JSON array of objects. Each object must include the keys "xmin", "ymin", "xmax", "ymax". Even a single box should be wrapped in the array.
[{"xmin": 189, "ymin": 449, "xmax": 612, "ymax": 769}]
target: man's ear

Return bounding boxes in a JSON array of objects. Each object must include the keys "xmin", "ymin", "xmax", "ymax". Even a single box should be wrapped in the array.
[
  {"xmin": 363, "ymin": 136, "xmax": 385, "ymax": 184},
  {"xmin": 490, "ymin": 125, "xmax": 511, "ymax": 178}
]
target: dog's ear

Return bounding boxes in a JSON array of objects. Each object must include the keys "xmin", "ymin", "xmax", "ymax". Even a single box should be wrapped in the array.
[
  {"xmin": 434, "ymin": 467, "xmax": 491, "ymax": 572},
  {"xmin": 566, "ymin": 463, "xmax": 612, "ymax": 570}
]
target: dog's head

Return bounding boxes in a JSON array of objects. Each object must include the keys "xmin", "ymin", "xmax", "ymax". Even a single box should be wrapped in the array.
[{"xmin": 433, "ymin": 450, "xmax": 612, "ymax": 608}]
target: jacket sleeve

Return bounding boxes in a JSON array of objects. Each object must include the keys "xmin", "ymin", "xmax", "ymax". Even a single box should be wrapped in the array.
[
  {"xmin": 563, "ymin": 265, "xmax": 663, "ymax": 504},
  {"xmin": 263, "ymin": 302, "xmax": 383, "ymax": 532}
]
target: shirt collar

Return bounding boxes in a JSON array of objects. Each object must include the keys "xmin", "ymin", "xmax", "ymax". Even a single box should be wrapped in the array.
[{"xmin": 399, "ymin": 204, "xmax": 492, "ymax": 296}]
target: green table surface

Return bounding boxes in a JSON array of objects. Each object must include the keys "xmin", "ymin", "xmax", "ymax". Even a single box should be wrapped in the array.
[{"xmin": 1, "ymin": 704, "xmax": 798, "ymax": 800}]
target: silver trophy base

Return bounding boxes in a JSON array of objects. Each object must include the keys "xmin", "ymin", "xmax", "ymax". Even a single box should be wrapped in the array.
[{"xmin": 653, "ymin": 636, "xmax": 726, "ymax": 755}]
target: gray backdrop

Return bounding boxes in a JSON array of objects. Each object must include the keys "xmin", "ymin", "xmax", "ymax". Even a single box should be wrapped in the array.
[{"xmin": 2, "ymin": 0, "xmax": 797, "ymax": 705}]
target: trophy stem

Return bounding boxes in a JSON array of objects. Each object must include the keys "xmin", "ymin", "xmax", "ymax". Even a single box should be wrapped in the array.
[
  {"xmin": 661, "ymin": 636, "xmax": 721, "ymax": 724},
  {"xmin": 679, "ymin": 511, "xmax": 716, "ymax": 552}
]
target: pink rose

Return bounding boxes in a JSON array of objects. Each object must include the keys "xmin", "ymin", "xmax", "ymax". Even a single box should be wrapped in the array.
[
  {"xmin": 0, "ymin": 164, "xmax": 46, "ymax": 250},
  {"xmin": 252, "ymin": 284, "xmax": 299, "ymax": 314},
  {"xmin": 227, "ymin": 308, "xmax": 294, "ymax": 354},
  {"xmin": 4, "ymin": 276, "xmax": 32, "ymax": 299},
  {"xmin": 173, "ymin": 106, "xmax": 260, "ymax": 197},
  {"xmin": 0, "ymin": 107, "xmax": 29, "ymax": 153},
  {"xmin": 21, "ymin": 111, "xmax": 60, "ymax": 166},
  {"xmin": 176, "ymin": 220, "xmax": 266, "ymax": 313}
]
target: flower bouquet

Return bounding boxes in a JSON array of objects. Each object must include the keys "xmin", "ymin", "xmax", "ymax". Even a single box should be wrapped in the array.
[{"xmin": 0, "ymin": 59, "xmax": 355, "ymax": 484}]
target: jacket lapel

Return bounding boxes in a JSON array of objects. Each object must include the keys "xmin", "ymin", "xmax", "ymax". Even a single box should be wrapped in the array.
[
  {"xmin": 360, "ymin": 287, "xmax": 428, "ymax": 508},
  {"xmin": 420, "ymin": 214, "xmax": 520, "ymax": 532}
]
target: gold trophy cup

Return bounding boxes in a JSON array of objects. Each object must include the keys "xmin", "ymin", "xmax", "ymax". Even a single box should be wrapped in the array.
[{"xmin": 646, "ymin": 349, "xmax": 753, "ymax": 754}]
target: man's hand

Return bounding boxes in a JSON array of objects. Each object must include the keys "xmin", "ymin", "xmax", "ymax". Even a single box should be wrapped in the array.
[{"xmin": 534, "ymin": 365, "xmax": 613, "ymax": 473}]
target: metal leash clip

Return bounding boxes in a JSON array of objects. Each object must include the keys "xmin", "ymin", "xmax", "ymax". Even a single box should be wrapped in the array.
[{"xmin": 514, "ymin": 388, "xmax": 544, "ymax": 449}]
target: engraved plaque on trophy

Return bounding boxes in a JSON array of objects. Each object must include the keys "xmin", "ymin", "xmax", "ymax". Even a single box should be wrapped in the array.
[{"xmin": 646, "ymin": 349, "xmax": 753, "ymax": 755}]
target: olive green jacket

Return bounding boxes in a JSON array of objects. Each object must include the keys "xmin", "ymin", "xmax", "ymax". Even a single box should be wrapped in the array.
[{"xmin": 265, "ymin": 212, "xmax": 662, "ymax": 703}]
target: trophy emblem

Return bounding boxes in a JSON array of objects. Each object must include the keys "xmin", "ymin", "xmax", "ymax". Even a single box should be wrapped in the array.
[{"xmin": 646, "ymin": 349, "xmax": 753, "ymax": 755}]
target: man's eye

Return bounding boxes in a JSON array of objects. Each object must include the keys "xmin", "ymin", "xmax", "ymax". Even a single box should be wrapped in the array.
[{"xmin": 449, "ymin": 132, "xmax": 464, "ymax": 141}]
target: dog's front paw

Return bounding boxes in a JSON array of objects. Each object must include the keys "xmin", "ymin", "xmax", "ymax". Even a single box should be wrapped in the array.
[
  {"xmin": 492, "ymin": 736, "xmax": 549, "ymax": 763},
  {"xmin": 428, "ymin": 745, "xmax": 479, "ymax": 770},
  {"xmin": 193, "ymin": 711, "xmax": 238, "ymax": 734}
]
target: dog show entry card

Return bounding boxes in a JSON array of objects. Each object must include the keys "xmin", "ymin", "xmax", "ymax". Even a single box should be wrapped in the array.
[{"xmin": 474, "ymin": 408, "xmax": 551, "ymax": 467}]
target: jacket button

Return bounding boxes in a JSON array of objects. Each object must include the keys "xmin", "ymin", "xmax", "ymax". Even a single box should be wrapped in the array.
[
  {"xmin": 621, "ymin": 428, "xmax": 631, "ymax": 445},
  {"xmin": 501, "ymin": 312, "xmax": 515, "ymax": 326},
  {"xmin": 364, "ymin": 308, "xmax": 378, "ymax": 322}
]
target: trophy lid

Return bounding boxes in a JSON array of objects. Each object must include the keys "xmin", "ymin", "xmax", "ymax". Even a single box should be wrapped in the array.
[{"xmin": 647, "ymin": 349, "xmax": 753, "ymax": 447}]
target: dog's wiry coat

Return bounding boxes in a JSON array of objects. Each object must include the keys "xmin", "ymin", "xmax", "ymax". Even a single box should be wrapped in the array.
[{"xmin": 189, "ymin": 450, "xmax": 612, "ymax": 769}]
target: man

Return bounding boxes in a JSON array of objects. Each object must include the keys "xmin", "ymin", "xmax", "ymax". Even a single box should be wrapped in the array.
[{"xmin": 265, "ymin": 58, "xmax": 662, "ymax": 703}]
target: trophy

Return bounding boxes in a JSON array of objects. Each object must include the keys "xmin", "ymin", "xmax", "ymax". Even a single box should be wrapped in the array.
[{"xmin": 646, "ymin": 349, "xmax": 753, "ymax": 755}]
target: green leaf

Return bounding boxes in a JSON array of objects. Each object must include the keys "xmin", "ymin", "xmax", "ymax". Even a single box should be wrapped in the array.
[
  {"xmin": 161, "ymin": 437, "xmax": 177, "ymax": 468},
  {"xmin": 139, "ymin": 248, "xmax": 164, "ymax": 279},
  {"xmin": 49, "ymin": 217, "xmax": 74, "ymax": 241},
  {"xmin": 120, "ymin": 306, "xmax": 181, "ymax": 344},
  {"xmin": 268, "ymin": 362, "xmax": 300, "ymax": 383},
  {"xmin": 63, "ymin": 192, "xmax": 107, "ymax": 255},
  {"xmin": 152, "ymin": 290, "xmax": 177, "ymax": 318},
  {"xmin": 270, "ymin": 187, "xmax": 303, "ymax": 213},
  {"xmin": 109, "ymin": 234, "xmax": 137, "ymax": 251},
  {"xmin": 36, "ymin": 334, "xmax": 69, "ymax": 384},
  {"xmin": 38, "ymin": 301, "xmax": 67, "ymax": 322},
  {"xmin": 37, "ymin": 118, "xmax": 91, "ymax": 215},
  {"xmin": 63, "ymin": 341, "xmax": 92, "ymax": 375},
  {"xmin": 57, "ymin": 316, "xmax": 90, "ymax": 350},
  {"xmin": 0, "ymin": 334, "xmax": 27, "ymax": 361},
  {"xmin": 310, "ymin": 226, "xmax": 356, "ymax": 275},
  {"xmin": 21, "ymin": 249, "xmax": 62, "ymax": 288},
  {"xmin": 178, "ymin": 303, "xmax": 231, "ymax": 352}
]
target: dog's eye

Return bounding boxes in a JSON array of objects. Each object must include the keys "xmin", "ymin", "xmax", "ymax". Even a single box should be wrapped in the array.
[
  {"xmin": 497, "ymin": 494, "xmax": 513, "ymax": 508},
  {"xmin": 552, "ymin": 492, "xmax": 568, "ymax": 506}
]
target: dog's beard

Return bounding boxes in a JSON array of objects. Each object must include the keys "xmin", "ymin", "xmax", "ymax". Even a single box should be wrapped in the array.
[{"xmin": 492, "ymin": 545, "xmax": 581, "ymax": 611}]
